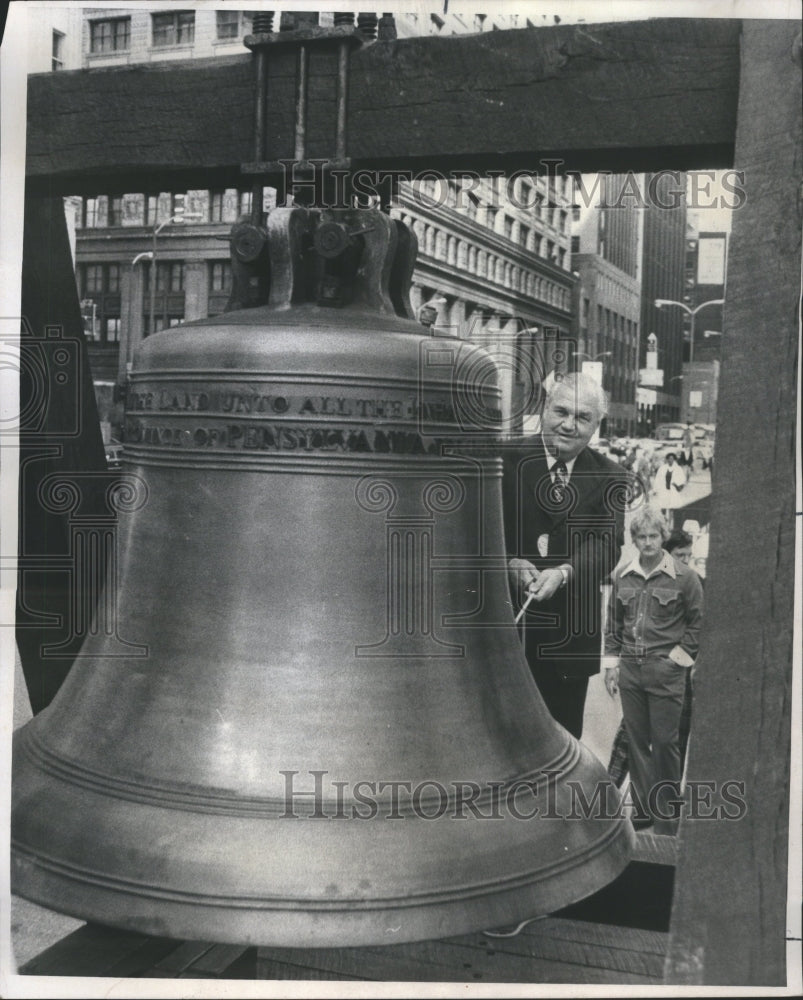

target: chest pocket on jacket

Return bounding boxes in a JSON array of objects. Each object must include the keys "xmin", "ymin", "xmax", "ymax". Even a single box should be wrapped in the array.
[
  {"xmin": 650, "ymin": 587, "xmax": 681, "ymax": 621},
  {"xmin": 617, "ymin": 587, "xmax": 639, "ymax": 624}
]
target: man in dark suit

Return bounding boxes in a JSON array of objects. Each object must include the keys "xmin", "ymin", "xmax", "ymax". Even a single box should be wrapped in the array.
[{"xmin": 502, "ymin": 373, "xmax": 627, "ymax": 738}]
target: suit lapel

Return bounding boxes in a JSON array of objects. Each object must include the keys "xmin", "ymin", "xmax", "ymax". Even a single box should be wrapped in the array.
[
  {"xmin": 545, "ymin": 446, "xmax": 604, "ymax": 531},
  {"xmin": 517, "ymin": 442, "xmax": 608, "ymax": 544},
  {"xmin": 569, "ymin": 447, "xmax": 604, "ymax": 512},
  {"xmin": 520, "ymin": 439, "xmax": 566, "ymax": 533}
]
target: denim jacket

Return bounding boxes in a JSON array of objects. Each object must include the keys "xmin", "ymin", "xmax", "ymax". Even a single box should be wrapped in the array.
[{"xmin": 604, "ymin": 550, "xmax": 703, "ymax": 662}]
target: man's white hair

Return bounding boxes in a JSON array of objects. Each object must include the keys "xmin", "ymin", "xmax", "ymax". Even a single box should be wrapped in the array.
[{"xmin": 545, "ymin": 372, "xmax": 609, "ymax": 420}]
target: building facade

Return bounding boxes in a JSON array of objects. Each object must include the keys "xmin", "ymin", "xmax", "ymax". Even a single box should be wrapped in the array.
[
  {"xmin": 25, "ymin": 4, "xmax": 83, "ymax": 73},
  {"xmin": 638, "ymin": 172, "xmax": 688, "ymax": 431},
  {"xmin": 80, "ymin": 6, "xmax": 256, "ymax": 67},
  {"xmin": 570, "ymin": 174, "xmax": 642, "ymax": 436},
  {"xmin": 64, "ymin": 8, "xmax": 575, "ymax": 438},
  {"xmin": 678, "ymin": 224, "xmax": 728, "ymax": 426}
]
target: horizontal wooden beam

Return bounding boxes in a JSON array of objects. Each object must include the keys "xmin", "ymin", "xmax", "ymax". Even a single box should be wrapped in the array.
[{"xmin": 25, "ymin": 18, "xmax": 741, "ymax": 196}]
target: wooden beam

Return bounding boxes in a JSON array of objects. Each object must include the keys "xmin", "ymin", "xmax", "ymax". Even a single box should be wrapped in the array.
[
  {"xmin": 25, "ymin": 18, "xmax": 741, "ymax": 196},
  {"xmin": 665, "ymin": 19, "xmax": 801, "ymax": 986}
]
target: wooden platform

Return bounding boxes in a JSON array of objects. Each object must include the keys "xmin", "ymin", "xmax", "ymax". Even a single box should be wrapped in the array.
[
  {"xmin": 18, "ymin": 917, "xmax": 668, "ymax": 984},
  {"xmin": 16, "ymin": 832, "xmax": 676, "ymax": 984}
]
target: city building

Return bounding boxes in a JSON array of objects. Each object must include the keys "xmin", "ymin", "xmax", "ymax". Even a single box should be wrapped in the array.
[
  {"xmin": 677, "ymin": 222, "xmax": 728, "ymax": 425},
  {"xmin": 678, "ymin": 359, "xmax": 720, "ymax": 426},
  {"xmin": 570, "ymin": 174, "xmax": 642, "ymax": 436},
  {"xmin": 638, "ymin": 172, "xmax": 688, "ymax": 432},
  {"xmin": 24, "ymin": 4, "xmax": 82, "ymax": 73},
  {"xmin": 59, "ymin": 8, "xmax": 574, "ymax": 438}
]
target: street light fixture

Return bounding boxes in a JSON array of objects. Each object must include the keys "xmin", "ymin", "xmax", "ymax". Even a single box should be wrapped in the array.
[
  {"xmin": 149, "ymin": 213, "xmax": 203, "ymax": 336},
  {"xmin": 654, "ymin": 298, "xmax": 725, "ymax": 363}
]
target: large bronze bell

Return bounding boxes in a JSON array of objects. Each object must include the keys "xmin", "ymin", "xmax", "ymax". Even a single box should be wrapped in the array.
[{"xmin": 12, "ymin": 207, "xmax": 633, "ymax": 947}]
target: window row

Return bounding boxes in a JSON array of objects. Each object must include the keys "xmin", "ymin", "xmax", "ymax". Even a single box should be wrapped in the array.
[
  {"xmin": 80, "ymin": 190, "xmax": 254, "ymax": 229},
  {"xmin": 595, "ymin": 305, "xmax": 639, "ymax": 344},
  {"xmin": 79, "ymin": 261, "xmax": 186, "ymax": 295},
  {"xmin": 402, "ymin": 208, "xmax": 569, "ymax": 268},
  {"xmin": 398, "ymin": 214, "xmax": 572, "ymax": 311},
  {"xmin": 89, "ymin": 11, "xmax": 253, "ymax": 54},
  {"xmin": 78, "ymin": 260, "xmax": 233, "ymax": 296},
  {"xmin": 408, "ymin": 178, "xmax": 572, "ymax": 235}
]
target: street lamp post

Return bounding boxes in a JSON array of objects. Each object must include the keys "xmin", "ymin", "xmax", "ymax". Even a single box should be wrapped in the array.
[
  {"xmin": 117, "ymin": 251, "xmax": 155, "ymax": 390},
  {"xmin": 571, "ymin": 350, "xmax": 612, "ymax": 385},
  {"xmin": 148, "ymin": 213, "xmax": 202, "ymax": 336},
  {"xmin": 654, "ymin": 297, "xmax": 725, "ymax": 363}
]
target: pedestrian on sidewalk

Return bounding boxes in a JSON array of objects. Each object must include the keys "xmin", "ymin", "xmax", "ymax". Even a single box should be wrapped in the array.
[
  {"xmin": 607, "ymin": 528, "xmax": 700, "ymax": 789},
  {"xmin": 652, "ymin": 451, "xmax": 687, "ymax": 518},
  {"xmin": 680, "ymin": 422, "xmax": 695, "ymax": 470},
  {"xmin": 603, "ymin": 508, "xmax": 703, "ymax": 834}
]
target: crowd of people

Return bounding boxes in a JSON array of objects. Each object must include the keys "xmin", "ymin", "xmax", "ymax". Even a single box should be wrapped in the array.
[{"xmin": 503, "ymin": 374, "xmax": 706, "ymax": 834}]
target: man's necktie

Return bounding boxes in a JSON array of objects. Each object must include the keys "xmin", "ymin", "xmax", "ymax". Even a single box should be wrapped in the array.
[
  {"xmin": 665, "ymin": 468, "xmax": 672, "ymax": 490},
  {"xmin": 553, "ymin": 459, "xmax": 568, "ymax": 503}
]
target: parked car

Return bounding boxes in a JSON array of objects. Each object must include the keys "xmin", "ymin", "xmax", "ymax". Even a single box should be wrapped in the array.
[{"xmin": 607, "ymin": 437, "xmax": 630, "ymax": 458}]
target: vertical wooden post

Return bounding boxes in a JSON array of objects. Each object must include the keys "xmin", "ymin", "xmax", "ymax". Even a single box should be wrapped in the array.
[
  {"xmin": 16, "ymin": 197, "xmax": 108, "ymax": 712},
  {"xmin": 665, "ymin": 20, "xmax": 801, "ymax": 985}
]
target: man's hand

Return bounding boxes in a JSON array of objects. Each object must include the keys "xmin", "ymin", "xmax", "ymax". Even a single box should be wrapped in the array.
[
  {"xmin": 525, "ymin": 567, "xmax": 565, "ymax": 602},
  {"xmin": 508, "ymin": 558, "xmax": 540, "ymax": 597},
  {"xmin": 604, "ymin": 664, "xmax": 620, "ymax": 698}
]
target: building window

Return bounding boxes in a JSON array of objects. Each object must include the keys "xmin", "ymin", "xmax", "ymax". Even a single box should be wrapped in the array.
[
  {"xmin": 503, "ymin": 216, "xmax": 513, "ymax": 240},
  {"xmin": 170, "ymin": 263, "xmax": 184, "ymax": 292},
  {"xmin": 105, "ymin": 317, "xmax": 121, "ymax": 343},
  {"xmin": 108, "ymin": 197, "xmax": 123, "ymax": 227},
  {"xmin": 80, "ymin": 263, "xmax": 123, "ymax": 295},
  {"xmin": 147, "ymin": 195, "xmax": 159, "ymax": 225},
  {"xmin": 150, "ymin": 262, "xmax": 184, "ymax": 292},
  {"xmin": 571, "ymin": 235, "xmax": 580, "ymax": 255},
  {"xmin": 90, "ymin": 17, "xmax": 131, "ymax": 53},
  {"xmin": 171, "ymin": 193, "xmax": 186, "ymax": 217},
  {"xmin": 84, "ymin": 264, "xmax": 103, "ymax": 294},
  {"xmin": 520, "ymin": 225, "xmax": 530, "ymax": 249},
  {"xmin": 52, "ymin": 30, "xmax": 64, "ymax": 70},
  {"xmin": 572, "ymin": 204, "xmax": 581, "ymax": 222},
  {"xmin": 486, "ymin": 207, "xmax": 497, "ymax": 232},
  {"xmin": 216, "ymin": 10, "xmax": 242, "ymax": 39},
  {"xmin": 144, "ymin": 314, "xmax": 183, "ymax": 336},
  {"xmin": 84, "ymin": 198, "xmax": 99, "ymax": 228},
  {"xmin": 210, "ymin": 191, "xmax": 225, "ymax": 223},
  {"xmin": 210, "ymin": 261, "xmax": 232, "ymax": 292},
  {"xmin": 239, "ymin": 190, "xmax": 252, "ymax": 217},
  {"xmin": 152, "ymin": 11, "xmax": 195, "ymax": 48}
]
